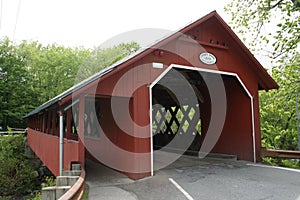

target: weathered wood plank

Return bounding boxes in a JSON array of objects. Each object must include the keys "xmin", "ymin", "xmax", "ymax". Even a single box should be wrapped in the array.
[{"xmin": 261, "ymin": 148, "xmax": 300, "ymax": 159}]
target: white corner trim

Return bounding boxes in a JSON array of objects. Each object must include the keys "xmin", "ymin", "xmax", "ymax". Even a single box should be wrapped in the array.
[
  {"xmin": 149, "ymin": 64, "xmax": 257, "ymax": 176},
  {"xmin": 149, "ymin": 86, "xmax": 154, "ymax": 176}
]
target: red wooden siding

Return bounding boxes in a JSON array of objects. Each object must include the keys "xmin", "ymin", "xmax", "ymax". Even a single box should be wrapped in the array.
[
  {"xmin": 27, "ymin": 128, "xmax": 79, "ymax": 176},
  {"xmin": 26, "ymin": 11, "xmax": 278, "ymax": 179}
]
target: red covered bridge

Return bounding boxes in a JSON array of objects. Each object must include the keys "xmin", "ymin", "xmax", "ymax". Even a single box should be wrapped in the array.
[{"xmin": 25, "ymin": 11, "xmax": 278, "ymax": 180}]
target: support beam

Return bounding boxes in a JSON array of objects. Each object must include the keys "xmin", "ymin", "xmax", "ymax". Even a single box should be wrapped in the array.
[
  {"xmin": 78, "ymin": 95, "xmax": 85, "ymax": 167},
  {"xmin": 59, "ymin": 110, "xmax": 64, "ymax": 176}
]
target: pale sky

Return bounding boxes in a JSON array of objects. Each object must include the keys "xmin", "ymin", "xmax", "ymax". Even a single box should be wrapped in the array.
[{"xmin": 0, "ymin": 0, "xmax": 231, "ymax": 48}]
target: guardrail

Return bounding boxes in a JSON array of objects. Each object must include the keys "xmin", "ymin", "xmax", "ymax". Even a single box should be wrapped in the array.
[
  {"xmin": 0, "ymin": 128, "xmax": 26, "ymax": 136},
  {"xmin": 261, "ymin": 148, "xmax": 300, "ymax": 159},
  {"xmin": 58, "ymin": 169, "xmax": 86, "ymax": 200}
]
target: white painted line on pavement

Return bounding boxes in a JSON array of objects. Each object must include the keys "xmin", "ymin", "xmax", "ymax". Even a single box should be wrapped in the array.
[{"xmin": 169, "ymin": 178, "xmax": 194, "ymax": 200}]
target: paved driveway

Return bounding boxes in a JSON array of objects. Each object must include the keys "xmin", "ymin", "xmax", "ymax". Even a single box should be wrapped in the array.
[{"xmin": 86, "ymin": 156, "xmax": 300, "ymax": 200}]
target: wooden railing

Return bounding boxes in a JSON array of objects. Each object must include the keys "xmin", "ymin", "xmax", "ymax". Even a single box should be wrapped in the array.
[
  {"xmin": 58, "ymin": 169, "xmax": 86, "ymax": 200},
  {"xmin": 0, "ymin": 128, "xmax": 26, "ymax": 136},
  {"xmin": 261, "ymin": 148, "xmax": 300, "ymax": 159}
]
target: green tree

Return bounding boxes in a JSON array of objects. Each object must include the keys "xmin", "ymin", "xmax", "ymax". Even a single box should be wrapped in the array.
[
  {"xmin": 17, "ymin": 41, "xmax": 91, "ymax": 104},
  {"xmin": 76, "ymin": 42, "xmax": 140, "ymax": 82},
  {"xmin": 0, "ymin": 38, "xmax": 139, "ymax": 130},
  {"xmin": 225, "ymin": 0, "xmax": 300, "ymax": 150},
  {"xmin": 225, "ymin": 0, "xmax": 299, "ymax": 59},
  {"xmin": 260, "ymin": 53, "xmax": 300, "ymax": 149},
  {"xmin": 0, "ymin": 38, "xmax": 33, "ymax": 129}
]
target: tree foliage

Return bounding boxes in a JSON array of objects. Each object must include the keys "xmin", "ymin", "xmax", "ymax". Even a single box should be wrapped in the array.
[
  {"xmin": 0, "ymin": 135, "xmax": 36, "ymax": 197},
  {"xmin": 260, "ymin": 53, "xmax": 300, "ymax": 150},
  {"xmin": 0, "ymin": 38, "xmax": 139, "ymax": 130},
  {"xmin": 0, "ymin": 38, "xmax": 33, "ymax": 129},
  {"xmin": 225, "ymin": 0, "xmax": 300, "ymax": 150},
  {"xmin": 75, "ymin": 42, "xmax": 139, "ymax": 82},
  {"xmin": 17, "ymin": 41, "xmax": 91, "ymax": 104},
  {"xmin": 225, "ymin": 0, "xmax": 300, "ymax": 59}
]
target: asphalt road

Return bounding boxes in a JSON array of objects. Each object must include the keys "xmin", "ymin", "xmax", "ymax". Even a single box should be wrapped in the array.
[{"xmin": 85, "ymin": 156, "xmax": 300, "ymax": 200}]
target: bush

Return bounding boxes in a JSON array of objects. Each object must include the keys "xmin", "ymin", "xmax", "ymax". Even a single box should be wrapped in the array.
[
  {"xmin": 263, "ymin": 157, "xmax": 300, "ymax": 169},
  {"xmin": 28, "ymin": 175, "xmax": 57, "ymax": 200},
  {"xmin": 0, "ymin": 135, "xmax": 36, "ymax": 197},
  {"xmin": 41, "ymin": 176, "xmax": 56, "ymax": 188}
]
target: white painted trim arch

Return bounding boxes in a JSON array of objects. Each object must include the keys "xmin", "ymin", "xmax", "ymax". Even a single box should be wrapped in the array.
[{"xmin": 149, "ymin": 64, "xmax": 256, "ymax": 176}]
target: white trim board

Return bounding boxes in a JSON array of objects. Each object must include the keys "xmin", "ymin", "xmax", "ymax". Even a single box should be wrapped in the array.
[{"xmin": 149, "ymin": 64, "xmax": 256, "ymax": 175}]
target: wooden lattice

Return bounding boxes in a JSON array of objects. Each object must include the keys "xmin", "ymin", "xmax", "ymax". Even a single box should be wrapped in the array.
[
  {"xmin": 152, "ymin": 104, "xmax": 201, "ymax": 136},
  {"xmin": 71, "ymin": 103, "xmax": 79, "ymax": 136},
  {"xmin": 84, "ymin": 98, "xmax": 101, "ymax": 138}
]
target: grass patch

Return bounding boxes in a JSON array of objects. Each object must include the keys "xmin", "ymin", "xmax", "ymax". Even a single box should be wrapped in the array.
[{"xmin": 81, "ymin": 185, "xmax": 89, "ymax": 200}]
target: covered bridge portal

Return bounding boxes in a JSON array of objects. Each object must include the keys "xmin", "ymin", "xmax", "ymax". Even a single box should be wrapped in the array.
[{"xmin": 25, "ymin": 11, "xmax": 278, "ymax": 180}]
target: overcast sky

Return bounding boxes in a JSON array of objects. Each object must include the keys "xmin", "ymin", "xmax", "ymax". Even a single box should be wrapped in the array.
[{"xmin": 0, "ymin": 0, "xmax": 231, "ymax": 48}]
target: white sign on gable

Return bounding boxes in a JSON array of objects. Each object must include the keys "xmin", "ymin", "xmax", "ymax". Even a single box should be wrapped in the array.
[{"xmin": 199, "ymin": 52, "xmax": 217, "ymax": 65}]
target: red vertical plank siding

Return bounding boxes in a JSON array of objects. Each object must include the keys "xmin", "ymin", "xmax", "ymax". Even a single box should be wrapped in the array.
[
  {"xmin": 131, "ymin": 85, "xmax": 151, "ymax": 179},
  {"xmin": 27, "ymin": 12, "xmax": 278, "ymax": 179},
  {"xmin": 209, "ymin": 79, "xmax": 253, "ymax": 161},
  {"xmin": 27, "ymin": 128, "xmax": 79, "ymax": 176}
]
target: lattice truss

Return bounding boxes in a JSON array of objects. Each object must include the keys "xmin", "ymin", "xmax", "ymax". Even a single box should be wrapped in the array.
[
  {"xmin": 152, "ymin": 104, "xmax": 201, "ymax": 137},
  {"xmin": 84, "ymin": 99, "xmax": 101, "ymax": 138}
]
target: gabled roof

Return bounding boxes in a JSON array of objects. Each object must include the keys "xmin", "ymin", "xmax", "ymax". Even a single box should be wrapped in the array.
[{"xmin": 24, "ymin": 11, "xmax": 278, "ymax": 118}]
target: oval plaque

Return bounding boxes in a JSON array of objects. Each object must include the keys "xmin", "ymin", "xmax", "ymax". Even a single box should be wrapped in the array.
[{"xmin": 199, "ymin": 52, "xmax": 217, "ymax": 65}]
